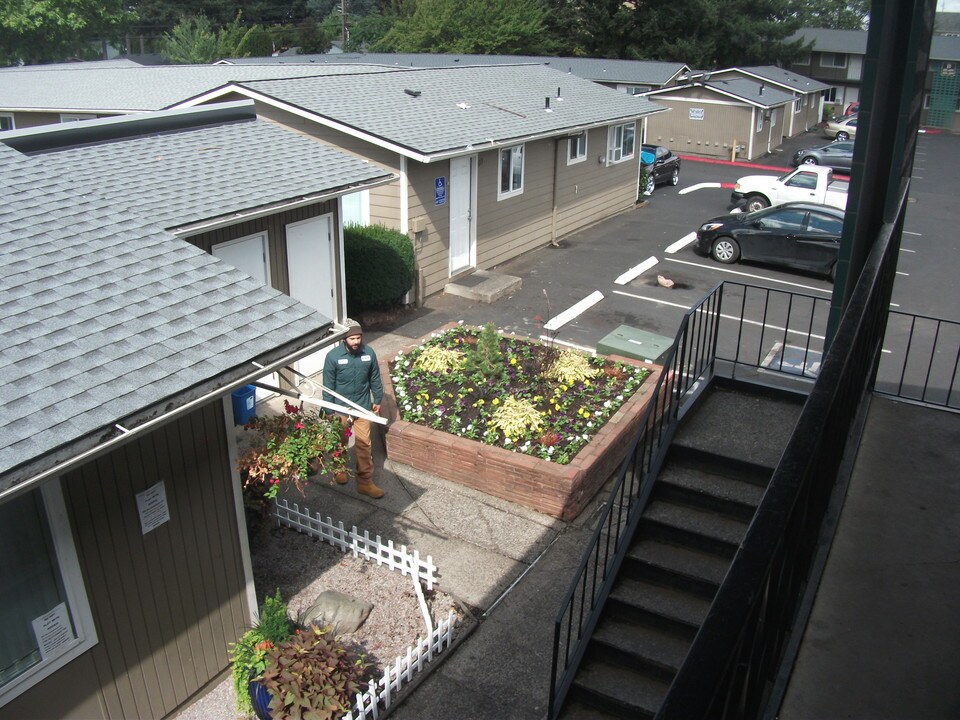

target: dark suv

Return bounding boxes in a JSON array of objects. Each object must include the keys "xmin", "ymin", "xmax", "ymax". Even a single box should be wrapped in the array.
[{"xmin": 640, "ymin": 144, "xmax": 681, "ymax": 195}]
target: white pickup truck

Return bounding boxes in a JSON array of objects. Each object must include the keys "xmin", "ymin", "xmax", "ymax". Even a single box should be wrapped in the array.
[{"xmin": 731, "ymin": 166, "xmax": 848, "ymax": 212}]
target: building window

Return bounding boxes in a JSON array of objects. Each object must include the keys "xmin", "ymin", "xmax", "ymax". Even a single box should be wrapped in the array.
[
  {"xmin": 771, "ymin": 108, "xmax": 778, "ymax": 127},
  {"xmin": 0, "ymin": 483, "xmax": 96, "ymax": 705},
  {"xmin": 795, "ymin": 53, "xmax": 811, "ymax": 65},
  {"xmin": 0, "ymin": 114, "xmax": 13, "ymax": 131},
  {"xmin": 825, "ymin": 87, "xmax": 839, "ymax": 103},
  {"xmin": 756, "ymin": 111, "xmax": 764, "ymax": 132},
  {"xmin": 820, "ymin": 53, "xmax": 847, "ymax": 69},
  {"xmin": 795, "ymin": 98, "xmax": 802, "ymax": 114},
  {"xmin": 59, "ymin": 114, "xmax": 96, "ymax": 123},
  {"xmin": 606, "ymin": 122, "xmax": 635, "ymax": 164},
  {"xmin": 498, "ymin": 145, "xmax": 524, "ymax": 199},
  {"xmin": 567, "ymin": 132, "xmax": 587, "ymax": 165}
]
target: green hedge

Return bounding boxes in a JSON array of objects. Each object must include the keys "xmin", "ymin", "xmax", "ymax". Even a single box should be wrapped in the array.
[{"xmin": 343, "ymin": 223, "xmax": 415, "ymax": 311}]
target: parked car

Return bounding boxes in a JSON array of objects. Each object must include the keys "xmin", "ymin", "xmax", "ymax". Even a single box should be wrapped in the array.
[
  {"xmin": 640, "ymin": 144, "xmax": 681, "ymax": 195},
  {"xmin": 791, "ymin": 140, "xmax": 855, "ymax": 171},
  {"xmin": 824, "ymin": 115, "xmax": 858, "ymax": 141},
  {"xmin": 731, "ymin": 166, "xmax": 848, "ymax": 212},
  {"xmin": 694, "ymin": 202, "xmax": 844, "ymax": 280}
]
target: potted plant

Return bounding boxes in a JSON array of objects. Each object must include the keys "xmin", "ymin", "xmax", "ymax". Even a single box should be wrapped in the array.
[
  {"xmin": 230, "ymin": 590, "xmax": 293, "ymax": 719},
  {"xmin": 258, "ymin": 624, "xmax": 371, "ymax": 720},
  {"xmin": 238, "ymin": 400, "xmax": 350, "ymax": 502}
]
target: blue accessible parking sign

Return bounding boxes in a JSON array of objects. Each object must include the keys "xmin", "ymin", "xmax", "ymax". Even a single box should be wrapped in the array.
[{"xmin": 435, "ymin": 177, "xmax": 446, "ymax": 206}]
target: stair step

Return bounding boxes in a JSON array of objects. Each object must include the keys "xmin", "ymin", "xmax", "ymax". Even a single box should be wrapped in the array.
[
  {"xmin": 625, "ymin": 538, "xmax": 730, "ymax": 590},
  {"xmin": 609, "ymin": 577, "xmax": 712, "ymax": 629},
  {"xmin": 642, "ymin": 500, "xmax": 748, "ymax": 554},
  {"xmin": 667, "ymin": 444, "xmax": 772, "ymax": 487},
  {"xmin": 559, "ymin": 697, "xmax": 625, "ymax": 719},
  {"xmin": 656, "ymin": 462, "xmax": 767, "ymax": 521},
  {"xmin": 590, "ymin": 614, "xmax": 690, "ymax": 678},
  {"xmin": 571, "ymin": 657, "xmax": 670, "ymax": 719}
]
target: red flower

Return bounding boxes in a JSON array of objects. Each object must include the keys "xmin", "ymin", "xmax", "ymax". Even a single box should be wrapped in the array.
[
  {"xmin": 283, "ymin": 400, "xmax": 299, "ymax": 415},
  {"xmin": 344, "ymin": 427, "xmax": 352, "ymax": 438},
  {"xmin": 295, "ymin": 421, "xmax": 304, "ymax": 430}
]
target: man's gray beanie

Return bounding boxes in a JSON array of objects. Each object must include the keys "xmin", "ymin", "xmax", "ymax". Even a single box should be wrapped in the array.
[{"xmin": 343, "ymin": 318, "xmax": 363, "ymax": 336}]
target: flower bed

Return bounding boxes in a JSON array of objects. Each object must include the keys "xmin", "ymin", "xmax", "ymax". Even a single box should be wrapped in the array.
[{"xmin": 380, "ymin": 323, "xmax": 662, "ymax": 520}]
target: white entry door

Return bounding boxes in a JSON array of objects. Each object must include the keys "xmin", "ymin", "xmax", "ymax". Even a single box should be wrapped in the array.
[
  {"xmin": 213, "ymin": 233, "xmax": 276, "ymax": 399},
  {"xmin": 286, "ymin": 215, "xmax": 336, "ymax": 378},
  {"xmin": 449, "ymin": 155, "xmax": 476, "ymax": 275}
]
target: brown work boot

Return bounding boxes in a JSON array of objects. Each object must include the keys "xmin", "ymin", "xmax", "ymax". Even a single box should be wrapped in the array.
[
  {"xmin": 333, "ymin": 471, "xmax": 349, "ymax": 485},
  {"xmin": 357, "ymin": 478, "xmax": 385, "ymax": 499}
]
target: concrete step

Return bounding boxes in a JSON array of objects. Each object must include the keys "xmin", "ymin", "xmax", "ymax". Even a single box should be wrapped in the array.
[
  {"xmin": 569, "ymin": 657, "xmax": 670, "ymax": 719},
  {"xmin": 609, "ymin": 576, "xmax": 712, "ymax": 630},
  {"xmin": 623, "ymin": 537, "xmax": 729, "ymax": 596},
  {"xmin": 656, "ymin": 461, "xmax": 767, "ymax": 522},
  {"xmin": 673, "ymin": 384, "xmax": 805, "ymax": 469},
  {"xmin": 589, "ymin": 613, "xmax": 690, "ymax": 680},
  {"xmin": 641, "ymin": 499, "xmax": 749, "ymax": 556}
]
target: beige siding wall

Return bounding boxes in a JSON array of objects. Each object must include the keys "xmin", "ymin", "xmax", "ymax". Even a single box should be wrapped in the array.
[
  {"xmin": 202, "ymin": 94, "xmax": 403, "ymax": 231},
  {"xmin": 554, "ymin": 126, "xmax": 638, "ymax": 236},
  {"xmin": 646, "ymin": 95, "xmax": 755, "ymax": 159},
  {"xmin": 184, "ymin": 200, "xmax": 345, "ymax": 320},
  {"xmin": 0, "ymin": 402, "xmax": 248, "ymax": 720},
  {"xmin": 10, "ymin": 111, "xmax": 63, "ymax": 129},
  {"xmin": 405, "ymin": 158, "xmax": 452, "ymax": 297}
]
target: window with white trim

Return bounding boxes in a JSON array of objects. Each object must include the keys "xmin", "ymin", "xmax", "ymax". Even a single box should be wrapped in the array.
[
  {"xmin": 59, "ymin": 114, "xmax": 96, "ymax": 123},
  {"xmin": 0, "ymin": 483, "xmax": 96, "ymax": 706},
  {"xmin": 498, "ymin": 145, "xmax": 524, "ymax": 199},
  {"xmin": 567, "ymin": 132, "xmax": 587, "ymax": 165},
  {"xmin": 606, "ymin": 122, "xmax": 635, "ymax": 164},
  {"xmin": 820, "ymin": 53, "xmax": 847, "ymax": 69},
  {"xmin": 825, "ymin": 86, "xmax": 838, "ymax": 102},
  {"xmin": 794, "ymin": 99, "xmax": 802, "ymax": 114},
  {"xmin": 756, "ymin": 111, "xmax": 764, "ymax": 132},
  {"xmin": 771, "ymin": 109, "xmax": 778, "ymax": 127},
  {"xmin": 0, "ymin": 113, "xmax": 13, "ymax": 131}
]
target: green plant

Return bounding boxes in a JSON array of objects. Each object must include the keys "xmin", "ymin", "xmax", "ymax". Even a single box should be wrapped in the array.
[
  {"xmin": 344, "ymin": 223, "xmax": 415, "ymax": 311},
  {"xmin": 259, "ymin": 624, "xmax": 371, "ymax": 720},
  {"xmin": 230, "ymin": 590, "xmax": 292, "ymax": 717},
  {"xmin": 237, "ymin": 400, "xmax": 349, "ymax": 499},
  {"xmin": 491, "ymin": 397, "xmax": 543, "ymax": 437},
  {"xmin": 413, "ymin": 346, "xmax": 466, "ymax": 373},
  {"xmin": 545, "ymin": 349, "xmax": 601, "ymax": 385},
  {"xmin": 465, "ymin": 322, "xmax": 506, "ymax": 386}
]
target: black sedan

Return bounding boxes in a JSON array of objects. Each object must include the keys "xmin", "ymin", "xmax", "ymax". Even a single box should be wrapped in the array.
[
  {"xmin": 640, "ymin": 144, "xmax": 681, "ymax": 194},
  {"xmin": 791, "ymin": 140, "xmax": 854, "ymax": 172},
  {"xmin": 694, "ymin": 202, "xmax": 844, "ymax": 280}
]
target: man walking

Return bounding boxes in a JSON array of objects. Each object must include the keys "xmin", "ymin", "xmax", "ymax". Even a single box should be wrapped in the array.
[{"xmin": 322, "ymin": 319, "xmax": 385, "ymax": 498}]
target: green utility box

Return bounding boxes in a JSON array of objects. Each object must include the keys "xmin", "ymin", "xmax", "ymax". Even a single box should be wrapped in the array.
[{"xmin": 597, "ymin": 325, "xmax": 674, "ymax": 365}]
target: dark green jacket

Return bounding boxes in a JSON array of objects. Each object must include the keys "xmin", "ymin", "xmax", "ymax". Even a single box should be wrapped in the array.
[{"xmin": 322, "ymin": 342, "xmax": 383, "ymax": 412}]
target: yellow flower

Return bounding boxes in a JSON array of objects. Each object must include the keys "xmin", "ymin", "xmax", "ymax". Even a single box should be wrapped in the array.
[
  {"xmin": 492, "ymin": 398, "xmax": 500, "ymax": 405},
  {"xmin": 510, "ymin": 357, "xmax": 517, "ymax": 365}
]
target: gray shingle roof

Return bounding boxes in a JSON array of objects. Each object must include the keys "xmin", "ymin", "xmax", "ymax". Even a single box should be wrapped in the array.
[
  {"xmin": 0, "ymin": 142, "xmax": 334, "ymax": 490},
  {"xmin": 649, "ymin": 77, "xmax": 795, "ymax": 108},
  {"xmin": 23, "ymin": 109, "xmax": 395, "ymax": 232},
  {"xmin": 221, "ymin": 53, "xmax": 690, "ymax": 86},
  {"xmin": 718, "ymin": 66, "xmax": 830, "ymax": 93},
  {"xmin": 234, "ymin": 64, "xmax": 666, "ymax": 157},
  {"xmin": 790, "ymin": 27, "xmax": 960, "ymax": 62},
  {"xmin": 0, "ymin": 63, "xmax": 399, "ymax": 113}
]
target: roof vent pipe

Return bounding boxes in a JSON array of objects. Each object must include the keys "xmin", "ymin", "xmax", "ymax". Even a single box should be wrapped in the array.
[
  {"xmin": 545, "ymin": 96, "xmax": 552, "ymax": 111},
  {"xmin": 404, "ymin": 89, "xmax": 421, "ymax": 97},
  {"xmin": 759, "ymin": 83, "xmax": 764, "ymax": 95}
]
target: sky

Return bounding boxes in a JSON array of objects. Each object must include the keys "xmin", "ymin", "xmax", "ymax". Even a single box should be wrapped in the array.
[{"xmin": 939, "ymin": 0, "xmax": 960, "ymax": 11}]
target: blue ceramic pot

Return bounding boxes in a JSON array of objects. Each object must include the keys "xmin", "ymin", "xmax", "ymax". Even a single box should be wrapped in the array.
[{"xmin": 248, "ymin": 679, "xmax": 272, "ymax": 720}]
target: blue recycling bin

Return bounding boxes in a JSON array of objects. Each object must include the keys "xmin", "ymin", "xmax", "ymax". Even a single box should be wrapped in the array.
[{"xmin": 231, "ymin": 385, "xmax": 257, "ymax": 425}]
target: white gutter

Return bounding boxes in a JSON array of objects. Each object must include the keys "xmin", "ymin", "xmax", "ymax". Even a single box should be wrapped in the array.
[
  {"xmin": 171, "ymin": 175, "xmax": 397, "ymax": 238},
  {"xmin": 174, "ymin": 83, "xmax": 670, "ymax": 165},
  {"xmin": 0, "ymin": 326, "xmax": 350, "ymax": 505}
]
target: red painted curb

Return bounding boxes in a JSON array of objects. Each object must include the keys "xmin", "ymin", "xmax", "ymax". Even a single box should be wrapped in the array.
[{"xmin": 679, "ymin": 154, "xmax": 850, "ymax": 182}]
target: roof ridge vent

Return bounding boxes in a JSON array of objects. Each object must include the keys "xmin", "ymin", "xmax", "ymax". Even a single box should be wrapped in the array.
[{"xmin": 404, "ymin": 88, "xmax": 421, "ymax": 97}]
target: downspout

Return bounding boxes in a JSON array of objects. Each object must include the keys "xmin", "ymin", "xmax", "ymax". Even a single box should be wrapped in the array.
[
  {"xmin": 551, "ymin": 137, "xmax": 561, "ymax": 246},
  {"xmin": 748, "ymin": 108, "xmax": 756, "ymax": 160},
  {"xmin": 399, "ymin": 155, "xmax": 409, "ymax": 234}
]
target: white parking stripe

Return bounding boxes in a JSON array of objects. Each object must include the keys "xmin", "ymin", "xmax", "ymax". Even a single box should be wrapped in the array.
[
  {"xmin": 896, "ymin": 271, "xmax": 910, "ymax": 276},
  {"xmin": 537, "ymin": 336, "xmax": 596, "ymax": 354},
  {"xmin": 904, "ymin": 231, "xmax": 922, "ymax": 236},
  {"xmin": 543, "ymin": 290, "xmax": 604, "ymax": 331},
  {"xmin": 679, "ymin": 182, "xmax": 721, "ymax": 195},
  {"xmin": 663, "ymin": 258, "xmax": 832, "ymax": 294},
  {"xmin": 665, "ymin": 232, "xmax": 697, "ymax": 254},
  {"xmin": 613, "ymin": 290, "xmax": 826, "ymax": 340},
  {"xmin": 900, "ymin": 248, "xmax": 916, "ymax": 253},
  {"xmin": 615, "ymin": 256, "xmax": 659, "ymax": 285}
]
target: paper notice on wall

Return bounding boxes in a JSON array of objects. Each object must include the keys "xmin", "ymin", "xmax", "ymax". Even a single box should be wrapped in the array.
[
  {"xmin": 136, "ymin": 481, "xmax": 170, "ymax": 534},
  {"xmin": 32, "ymin": 603, "xmax": 74, "ymax": 660}
]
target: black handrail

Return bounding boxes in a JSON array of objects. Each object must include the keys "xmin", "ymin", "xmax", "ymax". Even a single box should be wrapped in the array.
[
  {"xmin": 547, "ymin": 282, "xmax": 723, "ymax": 718},
  {"xmin": 654, "ymin": 180, "xmax": 908, "ymax": 719},
  {"xmin": 876, "ymin": 310, "xmax": 960, "ymax": 410}
]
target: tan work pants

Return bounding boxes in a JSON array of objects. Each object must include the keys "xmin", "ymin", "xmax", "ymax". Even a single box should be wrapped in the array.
[{"xmin": 352, "ymin": 417, "xmax": 374, "ymax": 482}]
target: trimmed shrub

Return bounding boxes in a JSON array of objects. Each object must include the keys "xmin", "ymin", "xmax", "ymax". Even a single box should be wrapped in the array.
[{"xmin": 344, "ymin": 223, "xmax": 415, "ymax": 311}]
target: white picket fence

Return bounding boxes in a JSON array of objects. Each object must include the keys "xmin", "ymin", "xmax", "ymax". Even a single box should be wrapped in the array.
[
  {"xmin": 274, "ymin": 498, "xmax": 438, "ymax": 590},
  {"xmin": 343, "ymin": 609, "xmax": 458, "ymax": 720},
  {"xmin": 271, "ymin": 499, "xmax": 457, "ymax": 718}
]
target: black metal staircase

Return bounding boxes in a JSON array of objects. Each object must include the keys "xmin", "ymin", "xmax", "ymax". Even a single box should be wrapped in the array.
[{"xmin": 558, "ymin": 383, "xmax": 805, "ymax": 719}]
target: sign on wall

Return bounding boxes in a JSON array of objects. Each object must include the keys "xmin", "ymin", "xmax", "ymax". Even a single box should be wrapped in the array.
[
  {"xmin": 435, "ymin": 177, "xmax": 447, "ymax": 206},
  {"xmin": 689, "ymin": 108, "xmax": 705, "ymax": 121},
  {"xmin": 136, "ymin": 480, "xmax": 171, "ymax": 534}
]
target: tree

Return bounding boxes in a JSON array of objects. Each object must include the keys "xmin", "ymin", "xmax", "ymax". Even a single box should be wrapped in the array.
[
  {"xmin": 158, "ymin": 14, "xmax": 220, "ymax": 63},
  {"xmin": 791, "ymin": 0, "xmax": 869, "ymax": 30},
  {"xmin": 372, "ymin": 0, "xmax": 553, "ymax": 54},
  {"xmin": 0, "ymin": 0, "xmax": 136, "ymax": 65}
]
